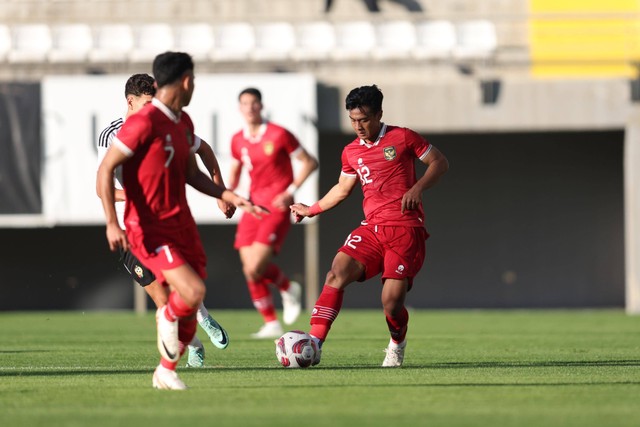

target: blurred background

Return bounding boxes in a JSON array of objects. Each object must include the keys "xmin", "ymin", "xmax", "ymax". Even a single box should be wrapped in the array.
[{"xmin": 0, "ymin": 0, "xmax": 636, "ymax": 312}]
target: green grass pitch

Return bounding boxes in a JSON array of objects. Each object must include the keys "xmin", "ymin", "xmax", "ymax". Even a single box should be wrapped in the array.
[{"xmin": 1, "ymin": 309, "xmax": 639, "ymax": 427}]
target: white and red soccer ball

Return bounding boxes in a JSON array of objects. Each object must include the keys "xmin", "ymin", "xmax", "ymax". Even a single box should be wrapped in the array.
[{"xmin": 275, "ymin": 330, "xmax": 317, "ymax": 368}]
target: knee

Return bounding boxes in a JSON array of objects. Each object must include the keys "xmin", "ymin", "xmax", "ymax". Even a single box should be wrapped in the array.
[
  {"xmin": 243, "ymin": 263, "xmax": 263, "ymax": 283},
  {"xmin": 182, "ymin": 281, "xmax": 206, "ymax": 307}
]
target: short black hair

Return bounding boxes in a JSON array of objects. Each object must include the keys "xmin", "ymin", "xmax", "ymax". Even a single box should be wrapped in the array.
[
  {"xmin": 152, "ymin": 51, "xmax": 194, "ymax": 88},
  {"xmin": 345, "ymin": 84, "xmax": 383, "ymax": 113},
  {"xmin": 238, "ymin": 87, "xmax": 262, "ymax": 102},
  {"xmin": 124, "ymin": 73, "xmax": 156, "ymax": 98}
]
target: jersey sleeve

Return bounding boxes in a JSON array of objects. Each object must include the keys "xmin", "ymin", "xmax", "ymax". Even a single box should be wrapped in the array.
[
  {"xmin": 113, "ymin": 114, "xmax": 152, "ymax": 156},
  {"xmin": 282, "ymin": 128, "xmax": 301, "ymax": 155},
  {"xmin": 340, "ymin": 146, "xmax": 357, "ymax": 177},
  {"xmin": 405, "ymin": 128, "xmax": 431, "ymax": 160},
  {"xmin": 230, "ymin": 133, "xmax": 241, "ymax": 161}
]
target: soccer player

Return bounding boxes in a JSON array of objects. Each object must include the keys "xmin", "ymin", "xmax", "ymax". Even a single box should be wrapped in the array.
[
  {"xmin": 228, "ymin": 87, "xmax": 318, "ymax": 338},
  {"xmin": 290, "ymin": 84, "xmax": 449, "ymax": 367},
  {"xmin": 97, "ymin": 52, "xmax": 266, "ymax": 390},
  {"xmin": 97, "ymin": 73, "xmax": 233, "ymax": 369}
]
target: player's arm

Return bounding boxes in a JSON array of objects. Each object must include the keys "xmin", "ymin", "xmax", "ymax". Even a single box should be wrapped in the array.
[
  {"xmin": 196, "ymin": 138, "xmax": 235, "ymax": 218},
  {"xmin": 96, "ymin": 146, "xmax": 129, "ymax": 252},
  {"xmin": 96, "ymin": 146, "xmax": 126, "ymax": 202},
  {"xmin": 273, "ymin": 148, "xmax": 319, "ymax": 211},
  {"xmin": 290, "ymin": 173, "xmax": 357, "ymax": 222},
  {"xmin": 401, "ymin": 145, "xmax": 449, "ymax": 214},
  {"xmin": 227, "ymin": 159, "xmax": 242, "ymax": 191},
  {"xmin": 186, "ymin": 153, "xmax": 268, "ymax": 218}
]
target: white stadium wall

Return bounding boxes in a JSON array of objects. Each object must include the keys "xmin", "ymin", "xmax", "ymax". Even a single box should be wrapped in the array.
[{"xmin": 37, "ymin": 73, "xmax": 318, "ymax": 226}]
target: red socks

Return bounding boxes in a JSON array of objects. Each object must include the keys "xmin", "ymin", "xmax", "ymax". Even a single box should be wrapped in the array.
[
  {"xmin": 309, "ymin": 285, "xmax": 344, "ymax": 341},
  {"xmin": 247, "ymin": 279, "xmax": 277, "ymax": 322},
  {"xmin": 161, "ymin": 291, "xmax": 198, "ymax": 370},
  {"xmin": 385, "ymin": 306, "xmax": 409, "ymax": 344},
  {"xmin": 262, "ymin": 263, "xmax": 290, "ymax": 292}
]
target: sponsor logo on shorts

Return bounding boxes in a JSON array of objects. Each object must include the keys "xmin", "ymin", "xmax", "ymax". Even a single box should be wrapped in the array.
[
  {"xmin": 395, "ymin": 264, "xmax": 405, "ymax": 275},
  {"xmin": 134, "ymin": 265, "xmax": 144, "ymax": 279},
  {"xmin": 384, "ymin": 146, "xmax": 397, "ymax": 161},
  {"xmin": 269, "ymin": 233, "xmax": 277, "ymax": 242}
]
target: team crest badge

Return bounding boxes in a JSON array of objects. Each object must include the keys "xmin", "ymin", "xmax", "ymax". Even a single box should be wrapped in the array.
[
  {"xmin": 383, "ymin": 146, "xmax": 397, "ymax": 160},
  {"xmin": 264, "ymin": 141, "xmax": 274, "ymax": 156},
  {"xmin": 134, "ymin": 266, "xmax": 144, "ymax": 279}
]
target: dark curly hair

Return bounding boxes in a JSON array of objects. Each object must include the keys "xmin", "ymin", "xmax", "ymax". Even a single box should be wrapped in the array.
[
  {"xmin": 124, "ymin": 73, "xmax": 155, "ymax": 98},
  {"xmin": 345, "ymin": 84, "xmax": 383, "ymax": 113}
]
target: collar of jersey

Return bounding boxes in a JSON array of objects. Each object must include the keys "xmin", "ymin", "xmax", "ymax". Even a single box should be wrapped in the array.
[
  {"xmin": 152, "ymin": 98, "xmax": 181, "ymax": 123},
  {"xmin": 359, "ymin": 123, "xmax": 387, "ymax": 148},
  {"xmin": 243, "ymin": 121, "xmax": 268, "ymax": 143}
]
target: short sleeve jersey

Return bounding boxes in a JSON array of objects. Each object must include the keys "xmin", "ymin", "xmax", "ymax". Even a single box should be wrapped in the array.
[
  {"xmin": 97, "ymin": 117, "xmax": 125, "ymax": 227},
  {"xmin": 341, "ymin": 124, "xmax": 431, "ymax": 227},
  {"xmin": 230, "ymin": 122, "xmax": 300, "ymax": 208},
  {"xmin": 113, "ymin": 98, "xmax": 199, "ymax": 229}
]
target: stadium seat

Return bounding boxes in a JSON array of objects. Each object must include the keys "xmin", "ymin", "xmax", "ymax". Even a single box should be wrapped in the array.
[
  {"xmin": 412, "ymin": 20, "xmax": 456, "ymax": 60},
  {"xmin": 8, "ymin": 24, "xmax": 52, "ymax": 63},
  {"xmin": 129, "ymin": 23, "xmax": 175, "ymax": 63},
  {"xmin": 0, "ymin": 25, "xmax": 10, "ymax": 62},
  {"xmin": 48, "ymin": 24, "xmax": 92, "ymax": 63},
  {"xmin": 210, "ymin": 22, "xmax": 255, "ymax": 62},
  {"xmin": 453, "ymin": 20, "xmax": 497, "ymax": 61},
  {"xmin": 251, "ymin": 22, "xmax": 296, "ymax": 61},
  {"xmin": 331, "ymin": 21, "xmax": 376, "ymax": 61},
  {"xmin": 372, "ymin": 20, "xmax": 416, "ymax": 60},
  {"xmin": 89, "ymin": 24, "xmax": 134, "ymax": 63},
  {"xmin": 291, "ymin": 21, "xmax": 336, "ymax": 61},
  {"xmin": 174, "ymin": 23, "xmax": 214, "ymax": 61}
]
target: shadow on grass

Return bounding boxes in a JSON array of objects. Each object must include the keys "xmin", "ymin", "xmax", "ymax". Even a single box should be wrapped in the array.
[{"xmin": 2, "ymin": 359, "xmax": 640, "ymax": 379}]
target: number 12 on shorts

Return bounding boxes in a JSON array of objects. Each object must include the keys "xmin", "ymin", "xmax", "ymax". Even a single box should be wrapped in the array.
[{"xmin": 344, "ymin": 233, "xmax": 362, "ymax": 249}]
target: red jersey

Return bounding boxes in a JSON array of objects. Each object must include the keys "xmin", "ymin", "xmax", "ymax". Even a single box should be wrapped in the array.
[
  {"xmin": 341, "ymin": 124, "xmax": 431, "ymax": 227},
  {"xmin": 231, "ymin": 122, "xmax": 300, "ymax": 209},
  {"xmin": 113, "ymin": 98, "xmax": 199, "ymax": 230}
]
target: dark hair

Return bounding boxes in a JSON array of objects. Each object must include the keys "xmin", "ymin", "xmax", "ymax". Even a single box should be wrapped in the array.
[
  {"xmin": 345, "ymin": 84, "xmax": 383, "ymax": 113},
  {"xmin": 152, "ymin": 51, "xmax": 194, "ymax": 88},
  {"xmin": 238, "ymin": 87, "xmax": 262, "ymax": 102},
  {"xmin": 124, "ymin": 73, "xmax": 156, "ymax": 98}
]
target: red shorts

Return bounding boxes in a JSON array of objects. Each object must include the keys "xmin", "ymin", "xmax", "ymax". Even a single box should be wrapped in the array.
[
  {"xmin": 234, "ymin": 209, "xmax": 292, "ymax": 254},
  {"xmin": 338, "ymin": 224, "xmax": 428, "ymax": 287},
  {"xmin": 126, "ymin": 220, "xmax": 207, "ymax": 286}
]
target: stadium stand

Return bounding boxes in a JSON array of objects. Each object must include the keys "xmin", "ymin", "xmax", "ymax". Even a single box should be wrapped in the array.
[
  {"xmin": 372, "ymin": 20, "xmax": 417, "ymax": 61},
  {"xmin": 129, "ymin": 23, "xmax": 175, "ymax": 63},
  {"xmin": 48, "ymin": 24, "xmax": 93, "ymax": 63},
  {"xmin": 251, "ymin": 22, "xmax": 296, "ymax": 62},
  {"xmin": 174, "ymin": 23, "xmax": 215, "ymax": 62},
  {"xmin": 210, "ymin": 22, "xmax": 255, "ymax": 62},
  {"xmin": 331, "ymin": 20, "xmax": 377, "ymax": 61},
  {"xmin": 412, "ymin": 20, "xmax": 456, "ymax": 60},
  {"xmin": 291, "ymin": 21, "xmax": 336, "ymax": 62},
  {"xmin": 89, "ymin": 24, "xmax": 134, "ymax": 63},
  {"xmin": 8, "ymin": 24, "xmax": 52, "ymax": 63}
]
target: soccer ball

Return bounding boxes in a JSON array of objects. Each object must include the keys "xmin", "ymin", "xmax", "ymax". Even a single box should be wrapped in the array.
[{"xmin": 275, "ymin": 330, "xmax": 317, "ymax": 368}]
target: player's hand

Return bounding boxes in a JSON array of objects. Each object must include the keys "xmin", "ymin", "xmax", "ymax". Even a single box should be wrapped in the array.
[
  {"xmin": 235, "ymin": 196, "xmax": 270, "ymax": 219},
  {"xmin": 401, "ymin": 187, "xmax": 422, "ymax": 214},
  {"xmin": 272, "ymin": 191, "xmax": 295, "ymax": 212},
  {"xmin": 290, "ymin": 203, "xmax": 310, "ymax": 223},
  {"xmin": 217, "ymin": 199, "xmax": 236, "ymax": 219},
  {"xmin": 105, "ymin": 222, "xmax": 128, "ymax": 252}
]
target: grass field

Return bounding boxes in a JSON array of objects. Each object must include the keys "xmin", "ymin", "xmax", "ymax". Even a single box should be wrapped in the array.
[{"xmin": 1, "ymin": 309, "xmax": 639, "ymax": 427}]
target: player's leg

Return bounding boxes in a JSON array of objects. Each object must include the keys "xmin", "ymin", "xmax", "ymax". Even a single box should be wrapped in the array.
[
  {"xmin": 308, "ymin": 252, "xmax": 365, "ymax": 364},
  {"xmin": 381, "ymin": 278, "xmax": 409, "ymax": 367},
  {"xmin": 240, "ymin": 243, "xmax": 283, "ymax": 338},
  {"xmin": 196, "ymin": 303, "xmax": 229, "ymax": 349},
  {"xmin": 154, "ymin": 264, "xmax": 205, "ymax": 390},
  {"xmin": 254, "ymin": 213, "xmax": 301, "ymax": 325},
  {"xmin": 379, "ymin": 226, "xmax": 427, "ymax": 367}
]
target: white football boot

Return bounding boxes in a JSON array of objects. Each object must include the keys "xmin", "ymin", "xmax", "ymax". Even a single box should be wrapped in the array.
[
  {"xmin": 156, "ymin": 306, "xmax": 180, "ymax": 363},
  {"xmin": 152, "ymin": 365, "xmax": 187, "ymax": 390},
  {"xmin": 251, "ymin": 320, "xmax": 283, "ymax": 339},
  {"xmin": 281, "ymin": 281, "xmax": 302, "ymax": 325},
  {"xmin": 185, "ymin": 335, "xmax": 205, "ymax": 368},
  {"xmin": 382, "ymin": 339, "xmax": 406, "ymax": 367}
]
